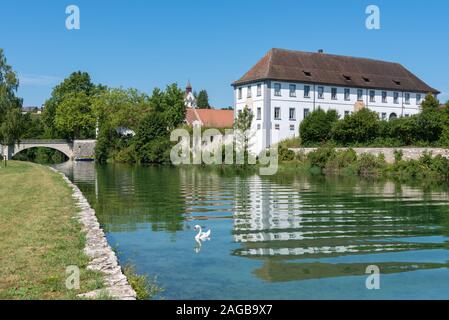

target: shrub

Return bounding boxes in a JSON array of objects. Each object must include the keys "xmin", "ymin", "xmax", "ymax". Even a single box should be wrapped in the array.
[
  {"xmin": 299, "ymin": 109, "xmax": 339, "ymax": 145},
  {"xmin": 331, "ymin": 108, "xmax": 380, "ymax": 145},
  {"xmin": 307, "ymin": 145, "xmax": 336, "ymax": 169},
  {"xmin": 138, "ymin": 137, "xmax": 172, "ymax": 164},
  {"xmin": 356, "ymin": 153, "xmax": 386, "ymax": 176},
  {"xmin": 325, "ymin": 148, "xmax": 358, "ymax": 174},
  {"xmin": 394, "ymin": 149, "xmax": 403, "ymax": 163},
  {"xmin": 278, "ymin": 145, "xmax": 295, "ymax": 161}
]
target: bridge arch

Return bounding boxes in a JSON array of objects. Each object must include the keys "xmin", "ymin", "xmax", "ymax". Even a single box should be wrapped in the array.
[{"xmin": 9, "ymin": 140, "xmax": 73, "ymax": 160}]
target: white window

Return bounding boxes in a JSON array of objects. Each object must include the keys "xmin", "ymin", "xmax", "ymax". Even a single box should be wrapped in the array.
[
  {"xmin": 274, "ymin": 83, "xmax": 281, "ymax": 96},
  {"xmin": 304, "ymin": 85, "xmax": 311, "ymax": 98},
  {"xmin": 357, "ymin": 89, "xmax": 363, "ymax": 101},
  {"xmin": 257, "ymin": 84, "xmax": 262, "ymax": 97},
  {"xmin": 405, "ymin": 93, "xmax": 410, "ymax": 104},
  {"xmin": 344, "ymin": 88, "xmax": 350, "ymax": 101},
  {"xmin": 394, "ymin": 92, "xmax": 399, "ymax": 104},
  {"xmin": 381, "ymin": 112, "xmax": 387, "ymax": 120},
  {"xmin": 304, "ymin": 108, "xmax": 310, "ymax": 118},
  {"xmin": 331, "ymin": 88, "xmax": 337, "ymax": 100},
  {"xmin": 289, "ymin": 84, "xmax": 296, "ymax": 97},
  {"xmin": 275, "ymin": 124, "xmax": 280, "ymax": 130},
  {"xmin": 382, "ymin": 91, "xmax": 387, "ymax": 103},
  {"xmin": 247, "ymin": 86, "xmax": 252, "ymax": 98},
  {"xmin": 369, "ymin": 90, "xmax": 375, "ymax": 102},
  {"xmin": 344, "ymin": 111, "xmax": 350, "ymax": 117},
  {"xmin": 290, "ymin": 124, "xmax": 295, "ymax": 131},
  {"xmin": 257, "ymin": 124, "xmax": 261, "ymax": 130},
  {"xmin": 256, "ymin": 107, "xmax": 261, "ymax": 120},
  {"xmin": 274, "ymin": 107, "xmax": 281, "ymax": 120},
  {"xmin": 416, "ymin": 94, "xmax": 422, "ymax": 104},
  {"xmin": 238, "ymin": 88, "xmax": 242, "ymax": 99},
  {"xmin": 318, "ymin": 86, "xmax": 324, "ymax": 99},
  {"xmin": 289, "ymin": 108, "xmax": 296, "ymax": 120}
]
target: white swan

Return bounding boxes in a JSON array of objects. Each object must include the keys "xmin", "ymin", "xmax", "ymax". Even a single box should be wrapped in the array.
[{"xmin": 194, "ymin": 225, "xmax": 211, "ymax": 241}]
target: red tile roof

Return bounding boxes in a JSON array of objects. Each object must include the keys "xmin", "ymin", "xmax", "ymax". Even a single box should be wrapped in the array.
[
  {"xmin": 233, "ymin": 48, "xmax": 439, "ymax": 94},
  {"xmin": 186, "ymin": 108, "xmax": 234, "ymax": 128}
]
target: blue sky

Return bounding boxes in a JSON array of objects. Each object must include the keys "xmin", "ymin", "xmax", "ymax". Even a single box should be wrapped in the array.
[{"xmin": 1, "ymin": 0, "xmax": 448, "ymax": 108}]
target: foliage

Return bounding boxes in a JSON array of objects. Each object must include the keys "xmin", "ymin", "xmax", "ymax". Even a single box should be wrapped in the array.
[
  {"xmin": 0, "ymin": 49, "xmax": 23, "ymax": 145},
  {"xmin": 123, "ymin": 265, "xmax": 164, "ymax": 300},
  {"xmin": 42, "ymin": 71, "xmax": 103, "ymax": 139},
  {"xmin": 331, "ymin": 108, "xmax": 380, "ymax": 144},
  {"xmin": 234, "ymin": 105, "xmax": 254, "ymax": 133},
  {"xmin": 306, "ymin": 145, "xmax": 337, "ymax": 169},
  {"xmin": 0, "ymin": 108, "xmax": 25, "ymax": 145},
  {"xmin": 55, "ymin": 92, "xmax": 96, "ymax": 139},
  {"xmin": 299, "ymin": 109, "xmax": 339, "ymax": 145},
  {"xmin": 355, "ymin": 153, "xmax": 386, "ymax": 176},
  {"xmin": 196, "ymin": 89, "xmax": 211, "ymax": 109},
  {"xmin": 278, "ymin": 144, "xmax": 295, "ymax": 161}
]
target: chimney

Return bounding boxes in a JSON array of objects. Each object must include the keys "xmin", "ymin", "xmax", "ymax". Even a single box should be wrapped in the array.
[{"xmin": 318, "ymin": 49, "xmax": 324, "ymax": 53}]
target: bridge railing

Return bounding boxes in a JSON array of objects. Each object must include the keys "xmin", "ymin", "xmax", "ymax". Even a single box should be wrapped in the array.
[{"xmin": 18, "ymin": 139, "xmax": 73, "ymax": 144}]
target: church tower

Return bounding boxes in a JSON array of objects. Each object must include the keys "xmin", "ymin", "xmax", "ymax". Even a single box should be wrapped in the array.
[{"xmin": 184, "ymin": 80, "xmax": 197, "ymax": 108}]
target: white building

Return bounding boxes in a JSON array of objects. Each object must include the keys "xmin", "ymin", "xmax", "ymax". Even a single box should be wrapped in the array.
[{"xmin": 232, "ymin": 48, "xmax": 439, "ymax": 154}]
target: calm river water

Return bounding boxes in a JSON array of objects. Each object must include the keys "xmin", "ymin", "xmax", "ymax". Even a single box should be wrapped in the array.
[{"xmin": 55, "ymin": 162, "xmax": 449, "ymax": 299}]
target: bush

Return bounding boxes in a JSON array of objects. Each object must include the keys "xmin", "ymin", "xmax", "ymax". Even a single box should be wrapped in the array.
[
  {"xmin": 325, "ymin": 148, "xmax": 358, "ymax": 173},
  {"xmin": 138, "ymin": 137, "xmax": 172, "ymax": 164},
  {"xmin": 307, "ymin": 145, "xmax": 336, "ymax": 169},
  {"xmin": 331, "ymin": 108, "xmax": 379, "ymax": 145},
  {"xmin": 278, "ymin": 145, "xmax": 295, "ymax": 161},
  {"xmin": 299, "ymin": 109, "xmax": 339, "ymax": 145},
  {"xmin": 356, "ymin": 153, "xmax": 386, "ymax": 176}
]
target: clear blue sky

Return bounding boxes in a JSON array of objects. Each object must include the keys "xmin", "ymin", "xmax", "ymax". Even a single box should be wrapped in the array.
[{"xmin": 1, "ymin": 0, "xmax": 448, "ymax": 108}]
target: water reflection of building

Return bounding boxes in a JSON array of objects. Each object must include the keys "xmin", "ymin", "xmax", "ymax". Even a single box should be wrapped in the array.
[{"xmin": 232, "ymin": 175, "xmax": 449, "ymax": 260}]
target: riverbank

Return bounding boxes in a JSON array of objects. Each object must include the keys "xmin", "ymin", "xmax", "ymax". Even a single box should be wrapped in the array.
[
  {"xmin": 0, "ymin": 161, "xmax": 135, "ymax": 299},
  {"xmin": 278, "ymin": 146, "xmax": 449, "ymax": 184}
]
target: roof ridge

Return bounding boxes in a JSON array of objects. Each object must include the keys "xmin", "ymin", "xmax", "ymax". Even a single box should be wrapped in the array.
[{"xmin": 271, "ymin": 47, "xmax": 401, "ymax": 66}]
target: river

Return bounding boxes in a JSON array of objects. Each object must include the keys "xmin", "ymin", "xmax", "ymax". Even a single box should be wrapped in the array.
[{"xmin": 55, "ymin": 161, "xmax": 449, "ymax": 299}]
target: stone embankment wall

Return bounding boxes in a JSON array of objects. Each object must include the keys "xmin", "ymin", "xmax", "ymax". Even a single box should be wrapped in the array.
[
  {"xmin": 289, "ymin": 148, "xmax": 449, "ymax": 164},
  {"xmin": 73, "ymin": 140, "xmax": 97, "ymax": 160},
  {"xmin": 50, "ymin": 167, "xmax": 136, "ymax": 300}
]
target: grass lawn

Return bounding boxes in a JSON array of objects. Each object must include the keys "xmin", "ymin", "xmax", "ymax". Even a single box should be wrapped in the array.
[{"xmin": 0, "ymin": 161, "xmax": 104, "ymax": 299}]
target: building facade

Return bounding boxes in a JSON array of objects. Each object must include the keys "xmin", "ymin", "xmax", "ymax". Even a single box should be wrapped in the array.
[{"xmin": 232, "ymin": 48, "xmax": 439, "ymax": 154}]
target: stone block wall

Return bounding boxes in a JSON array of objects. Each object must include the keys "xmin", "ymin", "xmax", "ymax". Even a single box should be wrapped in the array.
[
  {"xmin": 73, "ymin": 140, "xmax": 96, "ymax": 160},
  {"xmin": 289, "ymin": 147, "xmax": 449, "ymax": 164}
]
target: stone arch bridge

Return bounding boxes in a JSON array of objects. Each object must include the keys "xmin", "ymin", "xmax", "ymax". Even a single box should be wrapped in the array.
[{"xmin": 1, "ymin": 139, "xmax": 97, "ymax": 161}]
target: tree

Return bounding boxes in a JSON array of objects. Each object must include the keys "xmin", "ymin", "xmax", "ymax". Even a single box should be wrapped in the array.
[
  {"xmin": 0, "ymin": 49, "xmax": 22, "ymax": 136},
  {"xmin": 299, "ymin": 108, "xmax": 339, "ymax": 145},
  {"xmin": 163, "ymin": 84, "xmax": 186, "ymax": 130},
  {"xmin": 235, "ymin": 106, "xmax": 254, "ymax": 133},
  {"xmin": 42, "ymin": 71, "xmax": 102, "ymax": 138},
  {"xmin": 55, "ymin": 92, "xmax": 96, "ymax": 139},
  {"xmin": 421, "ymin": 93, "xmax": 440, "ymax": 110},
  {"xmin": 196, "ymin": 90, "xmax": 211, "ymax": 109},
  {"xmin": 0, "ymin": 108, "xmax": 24, "ymax": 145},
  {"xmin": 331, "ymin": 108, "xmax": 380, "ymax": 145},
  {"xmin": 0, "ymin": 49, "xmax": 23, "ymax": 164}
]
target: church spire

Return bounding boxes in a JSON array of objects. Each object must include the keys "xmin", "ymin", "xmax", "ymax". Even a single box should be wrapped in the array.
[{"xmin": 186, "ymin": 80, "xmax": 192, "ymax": 94}]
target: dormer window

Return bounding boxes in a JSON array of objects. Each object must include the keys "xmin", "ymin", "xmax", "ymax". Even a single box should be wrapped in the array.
[
  {"xmin": 393, "ymin": 80, "xmax": 401, "ymax": 86},
  {"xmin": 343, "ymin": 74, "xmax": 352, "ymax": 81},
  {"xmin": 303, "ymin": 70, "xmax": 312, "ymax": 77},
  {"xmin": 362, "ymin": 77, "xmax": 370, "ymax": 83}
]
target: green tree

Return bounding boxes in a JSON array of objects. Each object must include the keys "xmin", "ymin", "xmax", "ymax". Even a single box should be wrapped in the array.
[
  {"xmin": 55, "ymin": 92, "xmax": 96, "ymax": 139},
  {"xmin": 421, "ymin": 93, "xmax": 440, "ymax": 110},
  {"xmin": 0, "ymin": 108, "xmax": 24, "ymax": 145},
  {"xmin": 299, "ymin": 108, "xmax": 339, "ymax": 145},
  {"xmin": 196, "ymin": 90, "xmax": 211, "ymax": 109},
  {"xmin": 163, "ymin": 84, "xmax": 186, "ymax": 130},
  {"xmin": 42, "ymin": 71, "xmax": 102, "ymax": 138},
  {"xmin": 235, "ymin": 105, "xmax": 254, "ymax": 133},
  {"xmin": 0, "ymin": 48, "xmax": 22, "ymax": 140},
  {"xmin": 331, "ymin": 108, "xmax": 380, "ymax": 145}
]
